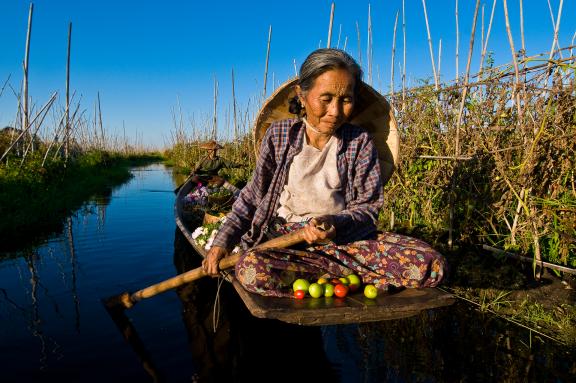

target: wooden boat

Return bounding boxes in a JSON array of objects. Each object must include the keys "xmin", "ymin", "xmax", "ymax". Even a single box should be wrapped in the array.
[{"xmin": 174, "ymin": 176, "xmax": 454, "ymax": 326}]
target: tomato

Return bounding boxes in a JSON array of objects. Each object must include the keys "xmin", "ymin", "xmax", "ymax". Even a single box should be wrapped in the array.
[
  {"xmin": 308, "ymin": 283, "xmax": 324, "ymax": 298},
  {"xmin": 334, "ymin": 284, "xmax": 349, "ymax": 298},
  {"xmin": 323, "ymin": 283, "xmax": 335, "ymax": 297},
  {"xmin": 292, "ymin": 278, "xmax": 310, "ymax": 293},
  {"xmin": 363, "ymin": 284, "xmax": 378, "ymax": 299},
  {"xmin": 346, "ymin": 274, "xmax": 361, "ymax": 286},
  {"xmin": 294, "ymin": 290, "xmax": 306, "ymax": 299}
]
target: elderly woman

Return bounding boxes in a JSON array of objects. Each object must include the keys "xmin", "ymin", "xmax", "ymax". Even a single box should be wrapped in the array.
[{"xmin": 203, "ymin": 48, "xmax": 446, "ymax": 297}]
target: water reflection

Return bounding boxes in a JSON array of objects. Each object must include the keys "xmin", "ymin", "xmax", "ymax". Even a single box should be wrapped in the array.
[{"xmin": 173, "ymin": 229, "xmax": 340, "ymax": 382}]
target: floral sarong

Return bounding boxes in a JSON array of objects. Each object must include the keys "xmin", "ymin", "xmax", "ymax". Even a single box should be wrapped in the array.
[{"xmin": 234, "ymin": 223, "xmax": 448, "ymax": 297}]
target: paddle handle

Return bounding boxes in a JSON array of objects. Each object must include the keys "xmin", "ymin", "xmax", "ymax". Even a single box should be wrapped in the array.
[
  {"xmin": 129, "ymin": 253, "xmax": 241, "ymax": 304},
  {"xmin": 127, "ymin": 228, "xmax": 307, "ymax": 306}
]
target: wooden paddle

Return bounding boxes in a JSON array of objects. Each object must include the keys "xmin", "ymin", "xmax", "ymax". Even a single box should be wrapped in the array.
[{"xmin": 104, "ymin": 227, "xmax": 308, "ymax": 311}]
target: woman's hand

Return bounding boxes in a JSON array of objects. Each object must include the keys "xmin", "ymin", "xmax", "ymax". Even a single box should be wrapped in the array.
[
  {"xmin": 202, "ymin": 245, "xmax": 229, "ymax": 277},
  {"xmin": 302, "ymin": 216, "xmax": 337, "ymax": 245}
]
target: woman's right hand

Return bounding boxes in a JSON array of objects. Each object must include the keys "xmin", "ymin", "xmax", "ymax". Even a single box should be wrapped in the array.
[{"xmin": 202, "ymin": 245, "xmax": 229, "ymax": 277}]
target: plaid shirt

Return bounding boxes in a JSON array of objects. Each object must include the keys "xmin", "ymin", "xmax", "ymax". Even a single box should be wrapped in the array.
[{"xmin": 212, "ymin": 118, "xmax": 384, "ymax": 250}]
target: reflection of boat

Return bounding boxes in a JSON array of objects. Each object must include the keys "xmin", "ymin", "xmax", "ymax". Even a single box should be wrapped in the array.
[{"xmin": 174, "ymin": 176, "xmax": 454, "ymax": 326}]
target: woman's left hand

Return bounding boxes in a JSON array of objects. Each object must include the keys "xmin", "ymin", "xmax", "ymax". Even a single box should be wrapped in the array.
[{"xmin": 302, "ymin": 216, "xmax": 336, "ymax": 244}]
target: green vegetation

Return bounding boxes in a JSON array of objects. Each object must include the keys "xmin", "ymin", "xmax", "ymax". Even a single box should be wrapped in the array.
[{"xmin": 0, "ymin": 150, "xmax": 163, "ymax": 249}]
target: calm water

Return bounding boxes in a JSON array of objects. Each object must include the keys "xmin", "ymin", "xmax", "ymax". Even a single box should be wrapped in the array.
[{"xmin": 1, "ymin": 164, "xmax": 574, "ymax": 383}]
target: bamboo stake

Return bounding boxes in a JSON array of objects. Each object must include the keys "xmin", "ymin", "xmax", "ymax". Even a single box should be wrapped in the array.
[
  {"xmin": 327, "ymin": 2, "xmax": 335, "ymax": 48},
  {"xmin": 1, "ymin": 92, "xmax": 57, "ymax": 162},
  {"xmin": 455, "ymin": 0, "xmax": 459, "ymax": 80},
  {"xmin": 391, "ymin": 10, "xmax": 399, "ymax": 99},
  {"xmin": 336, "ymin": 24, "xmax": 342, "ymax": 49},
  {"xmin": 519, "ymin": 0, "xmax": 525, "ymax": 55},
  {"xmin": 212, "ymin": 76, "xmax": 218, "ymax": 140},
  {"xmin": 343, "ymin": 36, "xmax": 348, "ymax": 52},
  {"xmin": 546, "ymin": 0, "xmax": 563, "ymax": 59},
  {"xmin": 481, "ymin": 4, "xmax": 485, "ymax": 61},
  {"xmin": 437, "ymin": 39, "xmax": 442, "ymax": 83},
  {"xmin": 293, "ymin": 59, "xmax": 298, "ymax": 77},
  {"xmin": 65, "ymin": 22, "xmax": 72, "ymax": 162},
  {"xmin": 402, "ymin": 0, "xmax": 406, "ymax": 109},
  {"xmin": 22, "ymin": 3, "xmax": 33, "ymax": 132},
  {"xmin": 231, "ymin": 68, "xmax": 238, "ymax": 145},
  {"xmin": 479, "ymin": 0, "xmax": 497, "ymax": 76},
  {"xmin": 546, "ymin": 0, "xmax": 564, "ymax": 77},
  {"xmin": 0, "ymin": 74, "xmax": 11, "ymax": 98},
  {"xmin": 502, "ymin": 0, "xmax": 523, "ymax": 120},
  {"xmin": 421, "ymin": 0, "xmax": 438, "ymax": 90},
  {"xmin": 263, "ymin": 25, "xmax": 272, "ymax": 99},
  {"xmin": 97, "ymin": 92, "xmax": 104, "ymax": 149},
  {"xmin": 455, "ymin": 0, "xmax": 480, "ymax": 157},
  {"xmin": 367, "ymin": 3, "xmax": 372, "ymax": 85},
  {"xmin": 355, "ymin": 21, "xmax": 362, "ymax": 66}
]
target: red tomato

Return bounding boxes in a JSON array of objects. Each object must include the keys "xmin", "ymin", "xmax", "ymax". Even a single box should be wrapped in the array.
[
  {"xmin": 334, "ymin": 284, "xmax": 349, "ymax": 298},
  {"xmin": 294, "ymin": 290, "xmax": 306, "ymax": 299}
]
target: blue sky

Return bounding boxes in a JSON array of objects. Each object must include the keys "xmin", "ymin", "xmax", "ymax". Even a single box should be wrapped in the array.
[{"xmin": 1, "ymin": 0, "xmax": 574, "ymax": 149}]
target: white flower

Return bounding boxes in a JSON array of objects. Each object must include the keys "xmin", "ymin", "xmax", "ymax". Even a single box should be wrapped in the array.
[{"xmin": 191, "ymin": 227, "xmax": 204, "ymax": 239}]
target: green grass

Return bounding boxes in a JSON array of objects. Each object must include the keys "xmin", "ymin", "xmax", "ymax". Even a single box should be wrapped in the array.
[{"xmin": 0, "ymin": 151, "xmax": 163, "ymax": 250}]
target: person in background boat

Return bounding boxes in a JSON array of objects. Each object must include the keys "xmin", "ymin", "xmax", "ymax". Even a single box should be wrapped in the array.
[
  {"xmin": 189, "ymin": 140, "xmax": 238, "ymax": 187},
  {"xmin": 202, "ymin": 48, "xmax": 447, "ymax": 297}
]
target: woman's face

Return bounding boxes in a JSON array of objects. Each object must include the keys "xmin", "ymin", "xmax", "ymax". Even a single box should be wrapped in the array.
[{"xmin": 299, "ymin": 68, "xmax": 356, "ymax": 135}]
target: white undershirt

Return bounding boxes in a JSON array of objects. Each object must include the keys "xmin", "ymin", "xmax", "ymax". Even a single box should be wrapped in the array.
[{"xmin": 277, "ymin": 133, "xmax": 345, "ymax": 222}]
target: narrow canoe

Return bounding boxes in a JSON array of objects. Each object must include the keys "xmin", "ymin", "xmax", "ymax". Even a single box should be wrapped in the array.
[{"xmin": 174, "ymin": 177, "xmax": 454, "ymax": 326}]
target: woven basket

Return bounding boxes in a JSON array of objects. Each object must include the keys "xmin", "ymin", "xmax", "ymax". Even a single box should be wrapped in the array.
[{"xmin": 203, "ymin": 212, "xmax": 223, "ymax": 225}]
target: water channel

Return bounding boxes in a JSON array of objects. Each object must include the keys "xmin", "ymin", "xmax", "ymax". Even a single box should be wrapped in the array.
[{"xmin": 0, "ymin": 164, "xmax": 573, "ymax": 382}]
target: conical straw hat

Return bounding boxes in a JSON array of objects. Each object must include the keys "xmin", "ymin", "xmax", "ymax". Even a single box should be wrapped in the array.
[
  {"xmin": 199, "ymin": 140, "xmax": 223, "ymax": 150},
  {"xmin": 253, "ymin": 78, "xmax": 400, "ymax": 185}
]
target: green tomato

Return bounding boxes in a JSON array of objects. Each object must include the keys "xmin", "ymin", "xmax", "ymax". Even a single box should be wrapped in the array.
[
  {"xmin": 308, "ymin": 283, "xmax": 324, "ymax": 298},
  {"xmin": 363, "ymin": 284, "xmax": 378, "ymax": 299},
  {"xmin": 292, "ymin": 278, "xmax": 310, "ymax": 293},
  {"xmin": 346, "ymin": 274, "xmax": 361, "ymax": 286},
  {"xmin": 323, "ymin": 283, "xmax": 335, "ymax": 297}
]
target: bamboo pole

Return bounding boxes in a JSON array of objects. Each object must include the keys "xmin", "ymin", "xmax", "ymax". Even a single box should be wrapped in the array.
[
  {"xmin": 367, "ymin": 3, "xmax": 373, "ymax": 85},
  {"xmin": 402, "ymin": 0, "xmax": 406, "ymax": 109},
  {"xmin": 519, "ymin": 0, "xmax": 525, "ymax": 55},
  {"xmin": 97, "ymin": 92, "xmax": 104, "ymax": 149},
  {"xmin": 327, "ymin": 2, "xmax": 335, "ymax": 48},
  {"xmin": 231, "ymin": 68, "xmax": 238, "ymax": 145},
  {"xmin": 479, "ymin": 0, "xmax": 497, "ymax": 76},
  {"xmin": 455, "ymin": 0, "xmax": 480, "ymax": 157},
  {"xmin": 65, "ymin": 22, "xmax": 72, "ymax": 161},
  {"xmin": 455, "ymin": 0, "xmax": 459, "ymax": 80},
  {"xmin": 263, "ymin": 25, "xmax": 272, "ymax": 99},
  {"xmin": 502, "ymin": 0, "xmax": 523, "ymax": 120},
  {"xmin": 212, "ymin": 76, "xmax": 218, "ymax": 140},
  {"xmin": 421, "ymin": 0, "xmax": 438, "ymax": 90},
  {"xmin": 546, "ymin": 0, "xmax": 563, "ymax": 59},
  {"xmin": 546, "ymin": 0, "xmax": 564, "ymax": 77},
  {"xmin": 355, "ymin": 21, "xmax": 362, "ymax": 66},
  {"xmin": 391, "ymin": 10, "xmax": 399, "ymax": 99},
  {"xmin": 1, "ymin": 92, "xmax": 57, "ymax": 162},
  {"xmin": 336, "ymin": 24, "xmax": 342, "ymax": 49},
  {"xmin": 22, "ymin": 3, "xmax": 33, "ymax": 132},
  {"xmin": 437, "ymin": 39, "xmax": 442, "ymax": 83}
]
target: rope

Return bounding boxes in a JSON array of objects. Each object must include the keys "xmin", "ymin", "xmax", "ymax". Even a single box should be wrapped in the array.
[{"xmin": 211, "ymin": 275, "xmax": 226, "ymax": 332}]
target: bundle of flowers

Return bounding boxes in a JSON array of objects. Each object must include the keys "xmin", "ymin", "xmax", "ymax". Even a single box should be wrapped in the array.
[
  {"xmin": 184, "ymin": 183, "xmax": 208, "ymax": 209},
  {"xmin": 191, "ymin": 216, "xmax": 240, "ymax": 254}
]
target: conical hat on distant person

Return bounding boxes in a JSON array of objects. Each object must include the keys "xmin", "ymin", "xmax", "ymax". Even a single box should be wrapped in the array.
[
  {"xmin": 199, "ymin": 140, "xmax": 223, "ymax": 150},
  {"xmin": 253, "ymin": 78, "xmax": 400, "ymax": 185}
]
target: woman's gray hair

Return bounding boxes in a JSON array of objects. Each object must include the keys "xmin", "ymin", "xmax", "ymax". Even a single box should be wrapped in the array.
[{"xmin": 298, "ymin": 48, "xmax": 363, "ymax": 94}]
